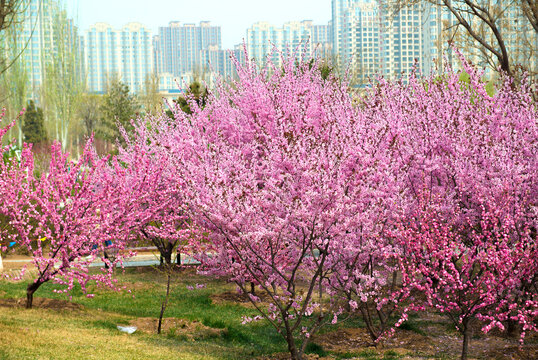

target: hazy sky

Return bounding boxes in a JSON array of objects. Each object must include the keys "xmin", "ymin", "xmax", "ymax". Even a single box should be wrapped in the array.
[{"xmin": 65, "ymin": 0, "xmax": 332, "ymax": 49}]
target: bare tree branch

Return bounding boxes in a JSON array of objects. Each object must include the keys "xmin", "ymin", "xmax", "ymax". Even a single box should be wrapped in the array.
[
  {"xmin": 384, "ymin": 0, "xmax": 537, "ymax": 78},
  {"xmin": 521, "ymin": 0, "xmax": 538, "ymax": 32}
]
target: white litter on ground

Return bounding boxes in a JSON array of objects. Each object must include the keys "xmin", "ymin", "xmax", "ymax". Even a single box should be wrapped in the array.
[{"xmin": 117, "ymin": 325, "xmax": 137, "ymax": 334}]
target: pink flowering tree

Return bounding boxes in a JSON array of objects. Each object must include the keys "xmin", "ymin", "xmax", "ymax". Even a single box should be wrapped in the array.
[
  {"xmin": 128, "ymin": 54, "xmax": 406, "ymax": 359},
  {"xmin": 321, "ymin": 107, "xmax": 410, "ymax": 344},
  {"xmin": 361, "ymin": 61, "xmax": 538, "ymax": 359},
  {"xmin": 115, "ymin": 123, "xmax": 193, "ymax": 266},
  {"xmin": 113, "ymin": 121, "xmax": 197, "ymax": 334},
  {"xmin": 398, "ymin": 204, "xmax": 536, "ymax": 360},
  {"xmin": 0, "ymin": 136, "xmax": 127, "ymax": 308},
  {"xmin": 0, "ymin": 113, "xmax": 176, "ymax": 308},
  {"xmin": 325, "ymin": 239, "xmax": 409, "ymax": 344}
]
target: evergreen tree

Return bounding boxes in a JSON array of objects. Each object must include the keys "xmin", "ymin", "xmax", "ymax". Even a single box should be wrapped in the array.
[
  {"xmin": 22, "ymin": 100, "xmax": 47, "ymax": 144},
  {"xmin": 97, "ymin": 79, "xmax": 139, "ymax": 145},
  {"xmin": 166, "ymin": 81, "xmax": 208, "ymax": 118}
]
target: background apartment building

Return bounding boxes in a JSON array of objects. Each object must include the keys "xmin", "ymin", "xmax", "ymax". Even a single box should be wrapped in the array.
[
  {"xmin": 331, "ymin": 0, "xmax": 450, "ymax": 83},
  {"xmin": 246, "ymin": 20, "xmax": 331, "ymax": 66},
  {"xmin": 154, "ymin": 21, "xmax": 221, "ymax": 79},
  {"xmin": 84, "ymin": 22, "xmax": 153, "ymax": 94},
  {"xmin": 3, "ymin": 0, "xmax": 82, "ymax": 99},
  {"xmin": 201, "ymin": 45, "xmax": 243, "ymax": 80}
]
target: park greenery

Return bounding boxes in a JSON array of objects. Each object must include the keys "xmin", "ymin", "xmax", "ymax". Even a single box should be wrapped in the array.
[{"xmin": 0, "ymin": 52, "xmax": 537, "ymax": 360}]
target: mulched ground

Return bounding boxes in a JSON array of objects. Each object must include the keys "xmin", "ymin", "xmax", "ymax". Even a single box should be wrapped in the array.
[{"xmin": 207, "ymin": 288, "xmax": 538, "ymax": 359}]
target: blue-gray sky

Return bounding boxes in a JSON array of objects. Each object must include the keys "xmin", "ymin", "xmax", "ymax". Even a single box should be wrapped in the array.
[{"xmin": 66, "ymin": 0, "xmax": 332, "ymax": 49}]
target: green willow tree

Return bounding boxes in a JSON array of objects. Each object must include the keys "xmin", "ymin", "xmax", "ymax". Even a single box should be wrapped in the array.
[
  {"xmin": 0, "ymin": 0, "xmax": 30, "ymax": 75},
  {"xmin": 41, "ymin": 4, "xmax": 84, "ymax": 151},
  {"xmin": 141, "ymin": 72, "xmax": 162, "ymax": 116},
  {"xmin": 0, "ymin": 17, "xmax": 28, "ymax": 146},
  {"xmin": 77, "ymin": 93, "xmax": 102, "ymax": 138}
]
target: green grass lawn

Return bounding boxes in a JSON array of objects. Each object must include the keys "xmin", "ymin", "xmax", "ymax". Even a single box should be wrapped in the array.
[
  {"xmin": 1, "ymin": 267, "xmax": 533, "ymax": 360},
  {"xmin": 0, "ymin": 267, "xmax": 417, "ymax": 360},
  {"xmin": 0, "ymin": 267, "xmax": 289, "ymax": 359}
]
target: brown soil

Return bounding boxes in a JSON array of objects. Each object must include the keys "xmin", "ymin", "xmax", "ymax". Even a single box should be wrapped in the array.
[
  {"xmin": 308, "ymin": 324, "xmax": 538, "ymax": 360},
  {"xmin": 211, "ymin": 290, "xmax": 273, "ymax": 309},
  {"xmin": 0, "ymin": 297, "xmax": 84, "ymax": 311},
  {"xmin": 257, "ymin": 354, "xmax": 328, "ymax": 360},
  {"xmin": 211, "ymin": 290, "xmax": 251, "ymax": 304},
  {"xmin": 255, "ymin": 312, "xmax": 538, "ymax": 360},
  {"xmin": 313, "ymin": 328, "xmax": 374, "ymax": 353},
  {"xmin": 214, "ymin": 290, "xmax": 538, "ymax": 359},
  {"xmin": 129, "ymin": 317, "xmax": 225, "ymax": 340}
]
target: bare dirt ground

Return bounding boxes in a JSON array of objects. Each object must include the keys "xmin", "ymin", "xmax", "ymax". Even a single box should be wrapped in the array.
[
  {"xmin": 210, "ymin": 289, "xmax": 274, "ymax": 309},
  {"xmin": 129, "ymin": 317, "xmax": 224, "ymax": 340},
  {"xmin": 208, "ymin": 288, "xmax": 538, "ymax": 359},
  {"xmin": 308, "ymin": 326, "xmax": 538, "ymax": 359},
  {"xmin": 258, "ymin": 318, "xmax": 537, "ymax": 360},
  {"xmin": 0, "ymin": 297, "xmax": 84, "ymax": 311}
]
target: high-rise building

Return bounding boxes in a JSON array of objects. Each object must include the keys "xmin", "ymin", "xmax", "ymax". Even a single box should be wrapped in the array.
[
  {"xmin": 381, "ymin": 3, "xmax": 441, "ymax": 79},
  {"xmin": 12, "ymin": 0, "xmax": 82, "ymax": 99},
  {"xmin": 331, "ymin": 0, "xmax": 537, "ymax": 82},
  {"xmin": 20, "ymin": 0, "xmax": 56, "ymax": 90},
  {"xmin": 84, "ymin": 22, "xmax": 153, "ymax": 93},
  {"xmin": 331, "ymin": 0, "xmax": 357, "ymax": 68},
  {"xmin": 246, "ymin": 20, "xmax": 331, "ymax": 66},
  {"xmin": 200, "ymin": 45, "xmax": 243, "ymax": 80},
  {"xmin": 154, "ymin": 21, "xmax": 221, "ymax": 78},
  {"xmin": 339, "ymin": 0, "xmax": 383, "ymax": 83},
  {"xmin": 331, "ymin": 0, "xmax": 441, "ymax": 83}
]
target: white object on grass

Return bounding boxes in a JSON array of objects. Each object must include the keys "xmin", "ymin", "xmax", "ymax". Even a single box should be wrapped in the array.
[{"xmin": 117, "ymin": 325, "xmax": 137, "ymax": 334}]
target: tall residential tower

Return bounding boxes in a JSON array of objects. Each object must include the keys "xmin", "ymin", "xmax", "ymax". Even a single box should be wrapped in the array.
[
  {"xmin": 246, "ymin": 20, "xmax": 331, "ymax": 66},
  {"xmin": 84, "ymin": 22, "xmax": 153, "ymax": 93},
  {"xmin": 331, "ymin": 0, "xmax": 455, "ymax": 83},
  {"xmin": 154, "ymin": 21, "xmax": 221, "ymax": 78}
]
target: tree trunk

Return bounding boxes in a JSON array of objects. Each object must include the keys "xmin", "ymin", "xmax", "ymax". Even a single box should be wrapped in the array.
[
  {"xmin": 461, "ymin": 318, "xmax": 472, "ymax": 360},
  {"xmin": 161, "ymin": 242, "xmax": 173, "ymax": 266},
  {"xmin": 104, "ymin": 250, "xmax": 110, "ymax": 269},
  {"xmin": 176, "ymin": 251, "xmax": 181, "ymax": 265},
  {"xmin": 506, "ymin": 319, "xmax": 519, "ymax": 338},
  {"xmin": 157, "ymin": 268, "xmax": 172, "ymax": 334},
  {"xmin": 286, "ymin": 332, "xmax": 302, "ymax": 360},
  {"xmin": 163, "ymin": 251, "xmax": 172, "ymax": 266},
  {"xmin": 26, "ymin": 280, "xmax": 43, "ymax": 309},
  {"xmin": 250, "ymin": 281, "xmax": 255, "ymax": 295}
]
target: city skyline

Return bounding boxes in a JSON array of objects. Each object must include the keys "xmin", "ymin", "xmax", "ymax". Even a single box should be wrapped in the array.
[
  {"xmin": 66, "ymin": 0, "xmax": 332, "ymax": 49},
  {"xmin": 8, "ymin": 0, "xmax": 536, "ymax": 100}
]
